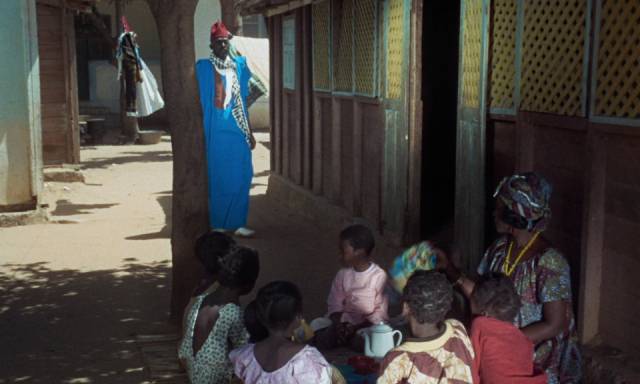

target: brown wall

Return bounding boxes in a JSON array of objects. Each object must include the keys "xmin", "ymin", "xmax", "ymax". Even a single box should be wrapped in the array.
[
  {"xmin": 268, "ymin": 9, "xmax": 386, "ymax": 230},
  {"xmin": 488, "ymin": 111, "xmax": 640, "ymax": 355},
  {"xmin": 590, "ymin": 125, "xmax": 640, "ymax": 355},
  {"xmin": 37, "ymin": 1, "xmax": 80, "ymax": 165}
]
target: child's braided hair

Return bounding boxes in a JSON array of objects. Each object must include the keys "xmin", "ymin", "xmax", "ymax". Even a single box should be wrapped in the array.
[
  {"xmin": 403, "ymin": 270, "xmax": 453, "ymax": 324},
  {"xmin": 217, "ymin": 245, "xmax": 260, "ymax": 289},
  {"xmin": 194, "ymin": 231, "xmax": 236, "ymax": 275},
  {"xmin": 255, "ymin": 280, "xmax": 303, "ymax": 332}
]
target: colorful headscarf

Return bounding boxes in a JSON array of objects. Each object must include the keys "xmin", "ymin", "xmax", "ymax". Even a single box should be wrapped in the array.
[
  {"xmin": 493, "ymin": 172, "xmax": 552, "ymax": 232},
  {"xmin": 389, "ymin": 241, "xmax": 437, "ymax": 293}
]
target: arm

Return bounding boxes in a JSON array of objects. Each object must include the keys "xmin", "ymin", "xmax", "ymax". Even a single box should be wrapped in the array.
[
  {"xmin": 366, "ymin": 270, "xmax": 389, "ymax": 324},
  {"xmin": 327, "ymin": 271, "xmax": 346, "ymax": 322},
  {"xmin": 228, "ymin": 306, "xmax": 250, "ymax": 349},
  {"xmin": 440, "ymin": 252, "xmax": 476, "ymax": 298},
  {"xmin": 522, "ymin": 250, "xmax": 572, "ymax": 344},
  {"xmin": 521, "ymin": 300, "xmax": 567, "ymax": 344}
]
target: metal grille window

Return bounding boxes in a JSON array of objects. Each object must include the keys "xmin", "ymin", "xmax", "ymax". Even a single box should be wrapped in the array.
[
  {"xmin": 591, "ymin": 0, "xmax": 640, "ymax": 123},
  {"xmin": 312, "ymin": 0, "xmax": 378, "ymax": 96},
  {"xmin": 489, "ymin": 0, "xmax": 517, "ymax": 112},
  {"xmin": 312, "ymin": 1, "xmax": 332, "ymax": 91},
  {"xmin": 520, "ymin": 0, "xmax": 588, "ymax": 116},
  {"xmin": 333, "ymin": 0, "xmax": 353, "ymax": 92},
  {"xmin": 354, "ymin": 0, "xmax": 377, "ymax": 95},
  {"xmin": 461, "ymin": 0, "xmax": 484, "ymax": 108},
  {"xmin": 385, "ymin": 0, "xmax": 404, "ymax": 99}
]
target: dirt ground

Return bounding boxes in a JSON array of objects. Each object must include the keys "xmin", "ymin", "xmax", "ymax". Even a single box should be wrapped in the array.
[{"xmin": 0, "ymin": 132, "xmax": 398, "ymax": 383}]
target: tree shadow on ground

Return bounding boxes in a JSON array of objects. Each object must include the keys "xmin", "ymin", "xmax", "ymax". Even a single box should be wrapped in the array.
[
  {"xmin": 0, "ymin": 260, "xmax": 175, "ymax": 384},
  {"xmin": 50, "ymin": 200, "xmax": 119, "ymax": 217},
  {"xmin": 253, "ymin": 170, "xmax": 270, "ymax": 178},
  {"xmin": 81, "ymin": 151, "xmax": 172, "ymax": 171},
  {"xmin": 125, "ymin": 192, "xmax": 172, "ymax": 241}
]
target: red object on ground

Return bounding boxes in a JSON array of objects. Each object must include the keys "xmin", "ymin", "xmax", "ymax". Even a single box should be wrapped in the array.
[{"xmin": 348, "ymin": 355, "xmax": 380, "ymax": 375}]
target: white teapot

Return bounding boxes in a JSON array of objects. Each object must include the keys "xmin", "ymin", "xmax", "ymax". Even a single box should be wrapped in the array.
[{"xmin": 358, "ymin": 323, "xmax": 403, "ymax": 359}]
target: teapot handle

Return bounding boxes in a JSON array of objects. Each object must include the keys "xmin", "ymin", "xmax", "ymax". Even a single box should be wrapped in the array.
[{"xmin": 392, "ymin": 330, "xmax": 403, "ymax": 347}]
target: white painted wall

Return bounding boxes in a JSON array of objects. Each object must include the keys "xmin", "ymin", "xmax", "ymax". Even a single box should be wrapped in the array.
[
  {"xmin": 194, "ymin": 0, "xmax": 222, "ymax": 61},
  {"xmin": 0, "ymin": 0, "xmax": 41, "ymax": 208},
  {"xmin": 96, "ymin": 0, "xmax": 162, "ymax": 60}
]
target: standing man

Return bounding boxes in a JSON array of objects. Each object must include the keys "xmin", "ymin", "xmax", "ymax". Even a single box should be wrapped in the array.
[{"xmin": 196, "ymin": 21, "xmax": 257, "ymax": 237}]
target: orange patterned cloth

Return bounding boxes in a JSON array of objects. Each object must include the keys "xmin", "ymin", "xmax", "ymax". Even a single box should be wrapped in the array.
[{"xmin": 377, "ymin": 319, "xmax": 474, "ymax": 384}]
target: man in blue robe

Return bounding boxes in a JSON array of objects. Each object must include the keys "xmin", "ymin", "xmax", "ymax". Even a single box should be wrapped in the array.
[{"xmin": 196, "ymin": 21, "xmax": 261, "ymax": 237}]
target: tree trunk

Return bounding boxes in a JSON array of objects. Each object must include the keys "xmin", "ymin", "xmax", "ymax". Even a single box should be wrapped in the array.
[
  {"xmin": 220, "ymin": 0, "xmax": 242, "ymax": 35},
  {"xmin": 146, "ymin": 0, "xmax": 208, "ymax": 323}
]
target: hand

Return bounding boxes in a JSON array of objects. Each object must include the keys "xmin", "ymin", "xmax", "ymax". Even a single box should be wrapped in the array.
[
  {"xmin": 336, "ymin": 322, "xmax": 356, "ymax": 345},
  {"xmin": 433, "ymin": 247, "xmax": 450, "ymax": 270},
  {"xmin": 249, "ymin": 134, "xmax": 256, "ymax": 150}
]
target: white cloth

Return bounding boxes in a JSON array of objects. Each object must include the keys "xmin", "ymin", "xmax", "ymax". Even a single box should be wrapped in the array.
[
  {"xmin": 230, "ymin": 344, "xmax": 332, "ymax": 384},
  {"xmin": 134, "ymin": 58, "xmax": 164, "ymax": 117},
  {"xmin": 213, "ymin": 57, "xmax": 237, "ymax": 109}
]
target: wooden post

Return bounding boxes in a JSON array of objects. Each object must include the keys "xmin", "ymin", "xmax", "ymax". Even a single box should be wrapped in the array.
[
  {"xmin": 115, "ymin": 0, "xmax": 139, "ymax": 144},
  {"xmin": 578, "ymin": 127, "xmax": 605, "ymax": 343}
]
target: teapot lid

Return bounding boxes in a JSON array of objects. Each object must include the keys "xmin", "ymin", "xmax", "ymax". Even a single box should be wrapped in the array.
[{"xmin": 370, "ymin": 322, "xmax": 394, "ymax": 333}]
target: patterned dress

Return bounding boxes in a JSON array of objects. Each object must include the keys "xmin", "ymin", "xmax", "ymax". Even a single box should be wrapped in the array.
[
  {"xmin": 477, "ymin": 236, "xmax": 582, "ymax": 384},
  {"xmin": 178, "ymin": 292, "xmax": 249, "ymax": 384},
  {"xmin": 377, "ymin": 319, "xmax": 475, "ymax": 383}
]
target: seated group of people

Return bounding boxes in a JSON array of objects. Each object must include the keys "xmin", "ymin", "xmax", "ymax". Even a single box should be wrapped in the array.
[{"xmin": 178, "ymin": 172, "xmax": 582, "ymax": 384}]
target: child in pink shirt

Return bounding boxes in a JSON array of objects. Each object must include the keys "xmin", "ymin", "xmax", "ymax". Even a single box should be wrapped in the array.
[{"xmin": 314, "ymin": 224, "xmax": 388, "ymax": 350}]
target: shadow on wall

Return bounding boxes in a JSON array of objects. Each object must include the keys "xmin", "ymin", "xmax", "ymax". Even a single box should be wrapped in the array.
[{"xmin": 0, "ymin": 260, "xmax": 174, "ymax": 383}]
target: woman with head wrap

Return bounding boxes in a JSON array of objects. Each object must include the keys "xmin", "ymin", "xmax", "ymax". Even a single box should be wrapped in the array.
[{"xmin": 437, "ymin": 172, "xmax": 582, "ymax": 383}]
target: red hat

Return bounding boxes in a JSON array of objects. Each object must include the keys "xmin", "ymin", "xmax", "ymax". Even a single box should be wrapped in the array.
[
  {"xmin": 211, "ymin": 21, "xmax": 232, "ymax": 40},
  {"xmin": 121, "ymin": 16, "xmax": 132, "ymax": 33}
]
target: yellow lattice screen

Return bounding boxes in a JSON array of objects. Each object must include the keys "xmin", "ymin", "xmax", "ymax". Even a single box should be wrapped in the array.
[
  {"xmin": 490, "ymin": 0, "xmax": 517, "ymax": 110},
  {"xmin": 333, "ymin": 0, "xmax": 353, "ymax": 92},
  {"xmin": 386, "ymin": 0, "xmax": 404, "ymax": 99},
  {"xmin": 313, "ymin": 1, "xmax": 331, "ymax": 91},
  {"xmin": 520, "ymin": 0, "xmax": 587, "ymax": 116},
  {"xmin": 461, "ymin": 0, "xmax": 483, "ymax": 108},
  {"xmin": 594, "ymin": 0, "xmax": 640, "ymax": 119},
  {"xmin": 354, "ymin": 0, "xmax": 377, "ymax": 95}
]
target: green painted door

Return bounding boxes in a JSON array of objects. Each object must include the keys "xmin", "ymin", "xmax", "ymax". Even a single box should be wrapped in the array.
[
  {"xmin": 454, "ymin": 0, "xmax": 491, "ymax": 271},
  {"xmin": 382, "ymin": 0, "xmax": 411, "ymax": 239}
]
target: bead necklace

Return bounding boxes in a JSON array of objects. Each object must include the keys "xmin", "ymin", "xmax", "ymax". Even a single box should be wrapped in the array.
[{"xmin": 503, "ymin": 232, "xmax": 540, "ymax": 276}]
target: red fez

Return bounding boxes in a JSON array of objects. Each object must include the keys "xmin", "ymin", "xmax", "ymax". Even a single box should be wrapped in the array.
[
  {"xmin": 121, "ymin": 16, "xmax": 132, "ymax": 33},
  {"xmin": 211, "ymin": 21, "xmax": 232, "ymax": 40}
]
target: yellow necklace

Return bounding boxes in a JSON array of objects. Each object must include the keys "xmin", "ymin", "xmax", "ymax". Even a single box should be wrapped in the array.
[{"xmin": 503, "ymin": 232, "xmax": 540, "ymax": 276}]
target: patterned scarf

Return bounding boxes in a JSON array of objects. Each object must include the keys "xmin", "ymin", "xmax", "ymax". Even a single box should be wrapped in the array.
[
  {"xmin": 494, "ymin": 172, "xmax": 553, "ymax": 231},
  {"xmin": 210, "ymin": 53, "xmax": 251, "ymax": 146},
  {"xmin": 228, "ymin": 45, "xmax": 267, "ymax": 107}
]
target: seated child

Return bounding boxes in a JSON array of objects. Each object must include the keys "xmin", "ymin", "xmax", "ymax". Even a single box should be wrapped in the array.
[
  {"xmin": 314, "ymin": 224, "xmax": 389, "ymax": 350},
  {"xmin": 230, "ymin": 281, "xmax": 333, "ymax": 383},
  {"xmin": 178, "ymin": 245, "xmax": 260, "ymax": 384},
  {"xmin": 378, "ymin": 271, "xmax": 474, "ymax": 384},
  {"xmin": 470, "ymin": 274, "xmax": 547, "ymax": 384},
  {"xmin": 182, "ymin": 231, "xmax": 237, "ymax": 334}
]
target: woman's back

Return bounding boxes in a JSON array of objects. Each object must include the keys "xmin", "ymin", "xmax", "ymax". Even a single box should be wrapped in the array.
[{"xmin": 179, "ymin": 291, "xmax": 248, "ymax": 384}]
